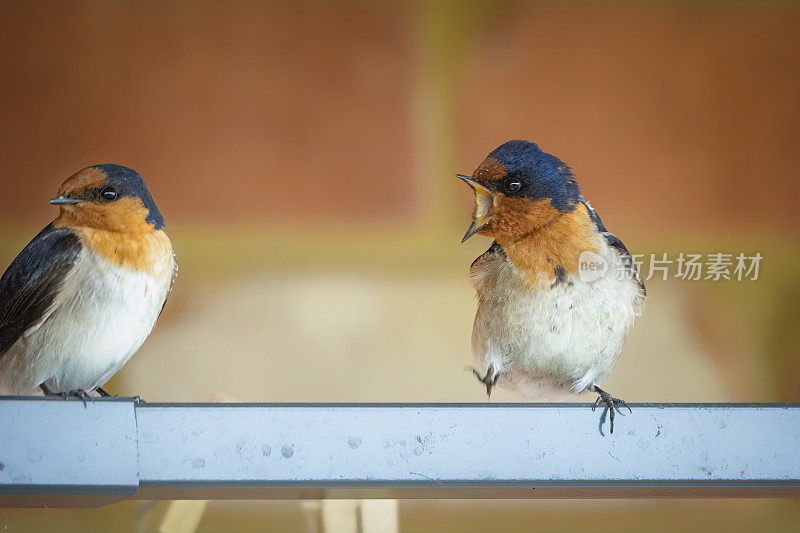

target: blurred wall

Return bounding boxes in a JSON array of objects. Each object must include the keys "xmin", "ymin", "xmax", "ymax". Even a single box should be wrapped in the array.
[
  {"xmin": 0, "ymin": 0, "xmax": 417, "ymax": 223},
  {"xmin": 457, "ymin": 3, "xmax": 800, "ymax": 234},
  {"xmin": 1, "ymin": 1, "xmax": 799, "ymax": 235}
]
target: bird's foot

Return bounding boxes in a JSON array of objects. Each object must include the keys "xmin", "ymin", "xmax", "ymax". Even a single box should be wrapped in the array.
[
  {"xmin": 591, "ymin": 385, "xmax": 631, "ymax": 434},
  {"xmin": 471, "ymin": 365, "xmax": 500, "ymax": 398},
  {"xmin": 60, "ymin": 389, "xmax": 93, "ymax": 408}
]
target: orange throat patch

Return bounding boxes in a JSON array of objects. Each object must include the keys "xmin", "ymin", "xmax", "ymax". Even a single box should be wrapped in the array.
[
  {"xmin": 496, "ymin": 202, "xmax": 601, "ymax": 287},
  {"xmin": 53, "ymin": 198, "xmax": 172, "ymax": 272},
  {"xmin": 75, "ymin": 226, "xmax": 173, "ymax": 272}
]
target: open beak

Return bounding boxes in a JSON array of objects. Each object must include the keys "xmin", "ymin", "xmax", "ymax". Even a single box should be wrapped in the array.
[
  {"xmin": 48, "ymin": 196, "xmax": 84, "ymax": 206},
  {"xmin": 457, "ymin": 174, "xmax": 494, "ymax": 242}
]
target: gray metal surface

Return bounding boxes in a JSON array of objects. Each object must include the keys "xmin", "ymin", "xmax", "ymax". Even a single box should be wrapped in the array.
[
  {"xmin": 137, "ymin": 403, "xmax": 800, "ymax": 487},
  {"xmin": 0, "ymin": 397, "xmax": 138, "ymax": 497},
  {"xmin": 2, "ymin": 399, "xmax": 800, "ymax": 506}
]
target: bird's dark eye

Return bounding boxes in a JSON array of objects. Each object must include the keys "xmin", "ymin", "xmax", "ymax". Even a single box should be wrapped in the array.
[
  {"xmin": 100, "ymin": 187, "xmax": 118, "ymax": 201},
  {"xmin": 503, "ymin": 177, "xmax": 522, "ymax": 194}
]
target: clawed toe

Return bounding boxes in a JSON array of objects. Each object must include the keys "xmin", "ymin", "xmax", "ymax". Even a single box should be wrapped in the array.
[
  {"xmin": 59, "ymin": 389, "xmax": 92, "ymax": 408},
  {"xmin": 617, "ymin": 399, "xmax": 632, "ymax": 414},
  {"xmin": 591, "ymin": 385, "xmax": 631, "ymax": 434},
  {"xmin": 592, "ymin": 395, "xmax": 602, "ymax": 412},
  {"xmin": 472, "ymin": 365, "xmax": 500, "ymax": 398}
]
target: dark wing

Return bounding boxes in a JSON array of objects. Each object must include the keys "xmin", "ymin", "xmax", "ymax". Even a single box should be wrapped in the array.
[
  {"xmin": 0, "ymin": 224, "xmax": 82, "ymax": 356},
  {"xmin": 581, "ymin": 200, "xmax": 646, "ymax": 294}
]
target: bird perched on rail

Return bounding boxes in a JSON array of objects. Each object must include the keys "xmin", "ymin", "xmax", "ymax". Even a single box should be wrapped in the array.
[
  {"xmin": 458, "ymin": 140, "xmax": 645, "ymax": 433},
  {"xmin": 0, "ymin": 164, "xmax": 176, "ymax": 398}
]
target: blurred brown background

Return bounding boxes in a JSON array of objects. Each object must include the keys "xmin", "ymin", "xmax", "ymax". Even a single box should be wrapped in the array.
[{"xmin": 1, "ymin": 0, "xmax": 799, "ymax": 531}]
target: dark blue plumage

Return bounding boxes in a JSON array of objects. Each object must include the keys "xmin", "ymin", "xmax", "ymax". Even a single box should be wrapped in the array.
[
  {"xmin": 91, "ymin": 164, "xmax": 165, "ymax": 230},
  {"xmin": 580, "ymin": 199, "xmax": 645, "ymax": 294},
  {"xmin": 0, "ymin": 224, "xmax": 81, "ymax": 356},
  {"xmin": 488, "ymin": 140, "xmax": 581, "ymax": 212}
]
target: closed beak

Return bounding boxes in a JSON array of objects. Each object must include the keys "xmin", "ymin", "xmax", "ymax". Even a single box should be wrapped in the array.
[{"xmin": 49, "ymin": 196, "xmax": 84, "ymax": 205}]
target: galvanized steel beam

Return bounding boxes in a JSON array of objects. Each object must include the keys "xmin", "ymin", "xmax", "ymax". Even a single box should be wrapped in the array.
[{"xmin": 1, "ymin": 398, "xmax": 798, "ymax": 507}]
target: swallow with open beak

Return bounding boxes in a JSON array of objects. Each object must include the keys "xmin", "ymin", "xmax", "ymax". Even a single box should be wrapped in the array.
[{"xmin": 458, "ymin": 140, "xmax": 645, "ymax": 433}]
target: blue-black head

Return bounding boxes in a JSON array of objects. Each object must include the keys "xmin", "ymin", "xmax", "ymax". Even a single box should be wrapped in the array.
[
  {"xmin": 457, "ymin": 140, "xmax": 582, "ymax": 241},
  {"xmin": 50, "ymin": 164, "xmax": 165, "ymax": 230},
  {"xmin": 482, "ymin": 140, "xmax": 580, "ymax": 211}
]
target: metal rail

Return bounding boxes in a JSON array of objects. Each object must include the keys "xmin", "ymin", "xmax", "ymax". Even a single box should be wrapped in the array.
[{"xmin": 1, "ymin": 398, "xmax": 798, "ymax": 507}]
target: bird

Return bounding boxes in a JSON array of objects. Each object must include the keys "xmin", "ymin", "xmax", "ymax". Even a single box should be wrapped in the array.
[
  {"xmin": 0, "ymin": 164, "xmax": 176, "ymax": 399},
  {"xmin": 458, "ymin": 140, "xmax": 645, "ymax": 433}
]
